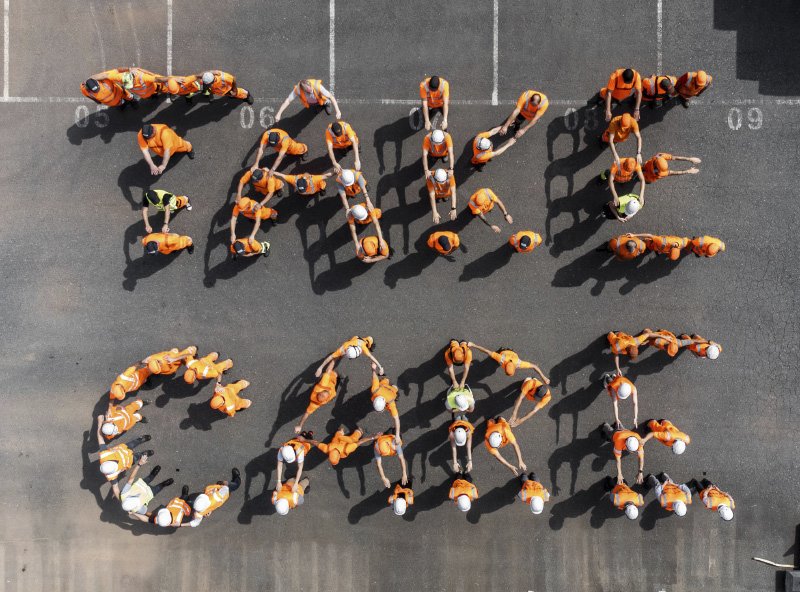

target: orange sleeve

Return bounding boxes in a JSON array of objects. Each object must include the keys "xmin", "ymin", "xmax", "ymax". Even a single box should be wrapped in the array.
[
  {"xmin": 419, "ymin": 82, "xmax": 427, "ymax": 99},
  {"xmin": 371, "ymin": 374, "xmax": 380, "ymax": 392},
  {"xmin": 239, "ymin": 170, "xmax": 252, "ymax": 185},
  {"xmin": 305, "ymin": 401, "xmax": 320, "ymax": 414},
  {"xmin": 316, "ymin": 442, "xmax": 329, "ymax": 454},
  {"xmin": 607, "ymin": 72, "xmax": 618, "ymax": 91},
  {"xmin": 659, "ymin": 153, "xmax": 673, "ymax": 161},
  {"xmin": 516, "ymin": 92, "xmax": 528, "ymax": 111},
  {"xmin": 325, "ymin": 129, "xmax": 334, "ymax": 145},
  {"xmin": 538, "ymin": 97, "xmax": 549, "ymax": 115},
  {"xmin": 634, "ymin": 73, "xmax": 643, "ymax": 91},
  {"xmin": 422, "ymin": 136, "xmax": 431, "ymax": 152},
  {"xmin": 489, "ymin": 351, "xmax": 502, "ymax": 364},
  {"xmin": 425, "ymin": 179, "xmax": 434, "ymax": 193},
  {"xmin": 464, "ymin": 347, "xmax": 473, "ymax": 365},
  {"xmin": 505, "ymin": 426, "xmax": 517, "ymax": 444},
  {"xmin": 137, "ymin": 132, "xmax": 148, "ymax": 150},
  {"xmin": 260, "ymin": 130, "xmax": 270, "ymax": 146},
  {"xmin": 232, "ymin": 204, "xmax": 242, "ymax": 217},
  {"xmin": 445, "ymin": 135, "xmax": 453, "ymax": 149},
  {"xmin": 161, "ymin": 130, "xmax": 177, "ymax": 153},
  {"xmin": 449, "ymin": 178, "xmax": 456, "ymax": 192},
  {"xmin": 388, "ymin": 401, "xmax": 399, "ymax": 418},
  {"xmin": 442, "ymin": 81, "xmax": 450, "ymax": 99}
]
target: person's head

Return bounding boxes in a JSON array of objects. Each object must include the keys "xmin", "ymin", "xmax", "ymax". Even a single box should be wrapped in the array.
[
  {"xmin": 671, "ymin": 440, "xmax": 686, "ymax": 455},
  {"xmin": 453, "ymin": 426, "xmax": 468, "ymax": 447},
  {"xmin": 503, "ymin": 361, "xmax": 517, "ymax": 376},
  {"xmin": 519, "ymin": 233, "xmax": 541, "ymax": 250},
  {"xmin": 653, "ymin": 157, "xmax": 669, "ymax": 176},
  {"xmin": 300, "ymin": 79, "xmax": 313, "ymax": 92},
  {"xmin": 145, "ymin": 241, "xmax": 159, "ymax": 255},
  {"xmin": 202, "ymin": 71, "xmax": 215, "ymax": 85},
  {"xmin": 431, "ymin": 129, "xmax": 445, "ymax": 145},
  {"xmin": 346, "ymin": 345, "xmax": 362, "ymax": 359},
  {"xmin": 217, "ymin": 485, "xmax": 229, "ymax": 498},
  {"xmin": 659, "ymin": 77, "xmax": 674, "ymax": 92},
  {"xmin": 329, "ymin": 449, "xmax": 342, "ymax": 466},
  {"xmin": 530, "ymin": 93, "xmax": 542, "ymax": 106},
  {"xmin": 668, "ymin": 246, "xmax": 681, "ymax": 261},
  {"xmin": 622, "ymin": 68, "xmax": 635, "ymax": 84},
  {"xmin": 232, "ymin": 241, "xmax": 246, "ymax": 256},
  {"xmin": 155, "ymin": 508, "xmax": 172, "ymax": 527},
  {"xmin": 625, "ymin": 240, "xmax": 638, "ymax": 254},
  {"xmin": 340, "ymin": 169, "xmax": 355, "ymax": 186},
  {"xmin": 450, "ymin": 341, "xmax": 465, "ymax": 363},
  {"xmin": 331, "ymin": 122, "xmax": 343, "ymax": 136},
  {"xmin": 141, "ymin": 124, "xmax": 155, "ymax": 139},
  {"xmin": 718, "ymin": 505, "xmax": 734, "ymax": 521},
  {"xmin": 183, "ymin": 368, "xmax": 197, "ymax": 384},
  {"xmin": 433, "ymin": 168, "xmax": 448, "ymax": 184},
  {"xmin": 624, "ymin": 198, "xmax": 641, "ymax": 217},
  {"xmin": 166, "ymin": 78, "xmax": 181, "ymax": 95},
  {"xmin": 529, "ymin": 496, "xmax": 545, "ymax": 515},
  {"xmin": 267, "ymin": 132, "xmax": 280, "ymax": 147},
  {"xmin": 456, "ymin": 494, "xmax": 471, "ymax": 512},
  {"xmin": 360, "ymin": 237, "xmax": 381, "ymax": 257},
  {"xmin": 110, "ymin": 384, "xmax": 125, "ymax": 399},
  {"xmin": 672, "ymin": 500, "xmax": 687, "ymax": 517},
  {"xmin": 193, "ymin": 494, "xmax": 211, "ymax": 513},
  {"xmin": 454, "ymin": 393, "xmax": 469, "ymax": 411},
  {"xmin": 85, "ymin": 78, "xmax": 100, "ymax": 93},
  {"xmin": 121, "ymin": 496, "xmax": 141, "ymax": 512},
  {"xmin": 706, "ymin": 344, "xmax": 721, "ymax": 360},
  {"xmin": 121, "ymin": 72, "xmax": 134, "ymax": 89},
  {"xmin": 625, "ymin": 436, "xmax": 640, "ymax": 452},
  {"xmin": 477, "ymin": 137, "xmax": 492, "ymax": 151},
  {"xmin": 393, "ymin": 497, "xmax": 407, "ymax": 516},
  {"xmin": 706, "ymin": 243, "xmax": 721, "ymax": 257},
  {"xmin": 250, "ymin": 168, "xmax": 265, "ymax": 182},
  {"xmin": 620, "ymin": 113, "xmax": 634, "ymax": 128},
  {"xmin": 428, "ymin": 76, "xmax": 440, "ymax": 90},
  {"xmin": 437, "ymin": 235, "xmax": 452, "ymax": 253},
  {"xmin": 373, "ymin": 396, "xmax": 386, "ymax": 412},
  {"xmin": 532, "ymin": 384, "xmax": 549, "ymax": 400},
  {"xmin": 101, "ymin": 422, "xmax": 118, "ymax": 437},
  {"xmin": 100, "ymin": 460, "xmax": 119, "ymax": 475},
  {"xmin": 274, "ymin": 498, "xmax": 290, "ymax": 515},
  {"xmin": 621, "ymin": 159, "xmax": 637, "ymax": 175},
  {"xmin": 280, "ymin": 444, "xmax": 297, "ymax": 464},
  {"xmin": 624, "ymin": 503, "xmax": 639, "ymax": 520},
  {"xmin": 350, "ymin": 204, "xmax": 369, "ymax": 222},
  {"xmin": 696, "ymin": 70, "xmax": 708, "ymax": 87},
  {"xmin": 488, "ymin": 431, "xmax": 503, "ymax": 449},
  {"xmin": 617, "ymin": 381, "xmax": 632, "ymax": 400},
  {"xmin": 296, "ymin": 177, "xmax": 309, "ymax": 193},
  {"xmin": 317, "ymin": 389, "xmax": 332, "ymax": 404}
]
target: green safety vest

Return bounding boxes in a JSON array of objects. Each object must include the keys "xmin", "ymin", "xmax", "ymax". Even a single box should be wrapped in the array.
[
  {"xmin": 617, "ymin": 193, "xmax": 639, "ymax": 215},
  {"xmin": 120, "ymin": 478, "xmax": 154, "ymax": 510},
  {"xmin": 445, "ymin": 386, "xmax": 474, "ymax": 411},
  {"xmin": 145, "ymin": 189, "xmax": 178, "ymax": 212}
]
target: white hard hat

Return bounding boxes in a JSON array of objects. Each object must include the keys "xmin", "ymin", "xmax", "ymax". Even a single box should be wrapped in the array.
[
  {"xmin": 624, "ymin": 503, "xmax": 639, "ymax": 520},
  {"xmin": 100, "ymin": 460, "xmax": 118, "ymax": 475},
  {"xmin": 673, "ymin": 501, "xmax": 687, "ymax": 517},
  {"xmin": 617, "ymin": 382, "xmax": 632, "ymax": 400},
  {"xmin": 346, "ymin": 345, "xmax": 362, "ymax": 359},
  {"xmin": 706, "ymin": 344, "xmax": 720, "ymax": 360},
  {"xmin": 275, "ymin": 498, "xmax": 290, "ymax": 515},
  {"xmin": 718, "ymin": 505, "xmax": 734, "ymax": 521},
  {"xmin": 218, "ymin": 486, "xmax": 229, "ymax": 498},
  {"xmin": 454, "ymin": 394, "xmax": 469, "ymax": 411},
  {"xmin": 393, "ymin": 497, "xmax": 407, "ymax": 516},
  {"xmin": 625, "ymin": 436, "xmax": 640, "ymax": 452},
  {"xmin": 433, "ymin": 168, "xmax": 448, "ymax": 183},
  {"xmin": 101, "ymin": 422, "xmax": 118, "ymax": 436},
  {"xmin": 155, "ymin": 508, "xmax": 172, "ymax": 527},
  {"xmin": 477, "ymin": 137, "xmax": 491, "ymax": 151},
  {"xmin": 672, "ymin": 440, "xmax": 686, "ymax": 455},
  {"xmin": 202, "ymin": 71, "xmax": 214, "ymax": 84},
  {"xmin": 341, "ymin": 169, "xmax": 356, "ymax": 186},
  {"xmin": 488, "ymin": 432, "xmax": 503, "ymax": 449},
  {"xmin": 280, "ymin": 445, "xmax": 297, "ymax": 464},
  {"xmin": 530, "ymin": 496, "xmax": 545, "ymax": 514},
  {"xmin": 373, "ymin": 396, "xmax": 386, "ymax": 412},
  {"xmin": 456, "ymin": 494, "xmax": 472, "ymax": 512},
  {"xmin": 350, "ymin": 204, "xmax": 368, "ymax": 221},
  {"xmin": 121, "ymin": 496, "xmax": 141, "ymax": 512},
  {"xmin": 193, "ymin": 494, "xmax": 211, "ymax": 513},
  {"xmin": 431, "ymin": 129, "xmax": 445, "ymax": 144},
  {"xmin": 624, "ymin": 198, "xmax": 641, "ymax": 216},
  {"xmin": 453, "ymin": 427, "xmax": 468, "ymax": 447}
]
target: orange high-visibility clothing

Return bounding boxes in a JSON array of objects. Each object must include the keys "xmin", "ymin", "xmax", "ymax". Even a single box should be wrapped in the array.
[
  {"xmin": 142, "ymin": 232, "xmax": 192, "ymax": 255},
  {"xmin": 337, "ymin": 171, "xmax": 366, "ymax": 197},
  {"xmin": 358, "ymin": 236, "xmax": 389, "ymax": 260},
  {"xmin": 689, "ymin": 236, "xmax": 725, "ymax": 257},
  {"xmin": 110, "ymin": 365, "xmax": 151, "ymax": 400},
  {"xmin": 471, "ymin": 132, "xmax": 494, "ymax": 165},
  {"xmin": 295, "ymin": 79, "xmax": 328, "ymax": 108},
  {"xmin": 164, "ymin": 497, "xmax": 191, "ymax": 525},
  {"xmin": 326, "ymin": 121, "xmax": 357, "ymax": 148},
  {"xmin": 610, "ymin": 158, "xmax": 642, "ymax": 183},
  {"xmin": 643, "ymin": 153, "xmax": 673, "ymax": 183},
  {"xmin": 611, "ymin": 483, "xmax": 644, "ymax": 509},
  {"xmin": 468, "ymin": 188, "xmax": 498, "ymax": 215},
  {"xmin": 210, "ymin": 381, "xmax": 251, "ymax": 417},
  {"xmin": 484, "ymin": 417, "xmax": 516, "ymax": 451},
  {"xmin": 306, "ymin": 371, "xmax": 338, "ymax": 414},
  {"xmin": 423, "ymin": 131, "xmax": 453, "ymax": 157},
  {"xmin": 196, "ymin": 484, "xmax": 229, "ymax": 517},
  {"xmin": 611, "ymin": 430, "xmax": 643, "ymax": 458},
  {"xmin": 426, "ymin": 176, "xmax": 456, "ymax": 199},
  {"xmin": 602, "ymin": 115, "xmax": 639, "ymax": 144},
  {"xmin": 104, "ymin": 400, "xmax": 144, "ymax": 439},
  {"xmin": 700, "ymin": 486, "xmax": 735, "ymax": 511},
  {"xmin": 81, "ymin": 79, "xmax": 130, "ymax": 106},
  {"xmin": 233, "ymin": 197, "xmax": 277, "ymax": 221},
  {"xmin": 427, "ymin": 231, "xmax": 460, "ymax": 255},
  {"xmin": 516, "ymin": 90, "xmax": 549, "ymax": 120},
  {"xmin": 261, "ymin": 128, "xmax": 307, "ymax": 155},
  {"xmin": 230, "ymin": 238, "xmax": 265, "ymax": 256},
  {"xmin": 145, "ymin": 349, "xmax": 186, "ymax": 375},
  {"xmin": 606, "ymin": 374, "xmax": 635, "ymax": 400},
  {"xmin": 659, "ymin": 482, "xmax": 691, "ymax": 511},
  {"xmin": 388, "ymin": 483, "xmax": 415, "ymax": 505},
  {"xmin": 283, "ymin": 173, "xmax": 327, "ymax": 196},
  {"xmin": 137, "ymin": 124, "xmax": 192, "ymax": 157},
  {"xmin": 449, "ymin": 478, "xmax": 478, "ymax": 501},
  {"xmin": 641, "ymin": 75, "xmax": 677, "ymax": 101},
  {"xmin": 419, "ymin": 77, "xmax": 449, "ymax": 108},
  {"xmin": 99, "ymin": 444, "xmax": 134, "ymax": 481},
  {"xmin": 239, "ymin": 169, "xmax": 284, "ymax": 196},
  {"xmin": 445, "ymin": 340, "xmax": 472, "ymax": 366},
  {"xmin": 646, "ymin": 235, "xmax": 688, "ymax": 261},
  {"xmin": 650, "ymin": 330, "xmax": 680, "ymax": 356},
  {"xmin": 676, "ymin": 71, "xmax": 712, "ymax": 98},
  {"xmin": 521, "ymin": 377, "xmax": 551, "ymax": 405},
  {"xmin": 508, "ymin": 231, "xmax": 542, "ymax": 252},
  {"xmin": 647, "ymin": 419, "xmax": 690, "ymax": 447},
  {"xmin": 272, "ymin": 482, "xmax": 305, "ymax": 508},
  {"xmin": 185, "ymin": 355, "xmax": 231, "ymax": 382},
  {"xmin": 317, "ymin": 429, "xmax": 362, "ymax": 464},
  {"xmin": 371, "ymin": 375, "xmax": 399, "ymax": 418},
  {"xmin": 374, "ymin": 434, "xmax": 401, "ymax": 457},
  {"xmin": 608, "ymin": 234, "xmax": 647, "ymax": 260},
  {"xmin": 519, "ymin": 480, "xmax": 550, "ymax": 503},
  {"xmin": 600, "ymin": 69, "xmax": 642, "ymax": 101}
]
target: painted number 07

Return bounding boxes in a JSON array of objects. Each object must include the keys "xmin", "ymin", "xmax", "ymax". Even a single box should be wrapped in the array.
[{"xmin": 728, "ymin": 107, "xmax": 762, "ymax": 130}]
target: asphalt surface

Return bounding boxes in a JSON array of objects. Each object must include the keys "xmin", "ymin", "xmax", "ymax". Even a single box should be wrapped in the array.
[{"xmin": 1, "ymin": 1, "xmax": 799, "ymax": 591}]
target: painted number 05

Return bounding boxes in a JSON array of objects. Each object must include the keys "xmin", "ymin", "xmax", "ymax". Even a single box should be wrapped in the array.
[
  {"xmin": 74, "ymin": 105, "xmax": 110, "ymax": 128},
  {"xmin": 240, "ymin": 106, "xmax": 275, "ymax": 129},
  {"xmin": 728, "ymin": 107, "xmax": 762, "ymax": 130}
]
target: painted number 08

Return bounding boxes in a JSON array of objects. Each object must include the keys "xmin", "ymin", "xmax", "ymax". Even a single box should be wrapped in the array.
[
  {"xmin": 240, "ymin": 106, "xmax": 275, "ymax": 129},
  {"xmin": 728, "ymin": 107, "xmax": 762, "ymax": 131}
]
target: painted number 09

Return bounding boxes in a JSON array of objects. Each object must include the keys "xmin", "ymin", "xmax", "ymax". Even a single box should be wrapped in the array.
[
  {"xmin": 240, "ymin": 106, "xmax": 275, "ymax": 129},
  {"xmin": 728, "ymin": 107, "xmax": 762, "ymax": 131}
]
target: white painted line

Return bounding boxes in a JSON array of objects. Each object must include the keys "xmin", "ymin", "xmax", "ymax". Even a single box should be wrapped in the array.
[
  {"xmin": 491, "ymin": 0, "xmax": 499, "ymax": 105},
  {"xmin": 0, "ymin": 96, "xmax": 85, "ymax": 103},
  {"xmin": 656, "ymin": 0, "xmax": 663, "ymax": 72},
  {"xmin": 329, "ymin": 0, "xmax": 335, "ymax": 91},
  {"xmin": 88, "ymin": 2, "xmax": 106, "ymax": 71},
  {"xmin": 3, "ymin": 0, "xmax": 8, "ymax": 98},
  {"xmin": 166, "ymin": 0, "xmax": 173, "ymax": 76}
]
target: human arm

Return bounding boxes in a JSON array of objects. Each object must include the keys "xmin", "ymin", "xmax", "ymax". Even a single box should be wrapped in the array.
[
  {"xmin": 375, "ymin": 457, "xmax": 391, "ymax": 488},
  {"xmin": 252, "ymin": 143, "xmax": 266, "ymax": 171},
  {"xmin": 517, "ymin": 109, "xmax": 545, "ymax": 137},
  {"xmin": 615, "ymin": 455, "xmax": 624, "ymax": 484},
  {"xmin": 449, "ymin": 184, "xmax": 457, "ymax": 221},
  {"xmin": 613, "ymin": 398, "xmax": 621, "ymax": 429},
  {"xmin": 447, "ymin": 363, "xmax": 458, "ymax": 387},
  {"xmin": 441, "ymin": 94, "xmax": 449, "ymax": 130},
  {"xmin": 608, "ymin": 137, "xmax": 621, "ymax": 168},
  {"xmin": 422, "ymin": 101, "xmax": 431, "ymax": 130},
  {"xmin": 510, "ymin": 392, "xmax": 526, "ymax": 423},
  {"xmin": 637, "ymin": 169, "xmax": 646, "ymax": 206},
  {"xmin": 326, "ymin": 139, "xmax": 340, "ymax": 172},
  {"xmin": 156, "ymin": 149, "xmax": 172, "ymax": 174},
  {"xmin": 467, "ymin": 342, "xmax": 494, "ymax": 357},
  {"xmin": 274, "ymin": 460, "xmax": 284, "ymax": 491},
  {"xmin": 141, "ymin": 149, "xmax": 160, "ymax": 176},
  {"xmin": 449, "ymin": 433, "xmax": 461, "ymax": 472},
  {"xmin": 478, "ymin": 212, "xmax": 501, "ymax": 234},
  {"xmin": 162, "ymin": 205, "xmax": 172, "ymax": 233},
  {"xmin": 96, "ymin": 415, "xmax": 106, "ymax": 446},
  {"xmin": 229, "ymin": 214, "xmax": 238, "ymax": 244},
  {"xmin": 128, "ymin": 512, "xmax": 150, "ymax": 522},
  {"xmin": 672, "ymin": 155, "xmax": 701, "ymax": 164},
  {"xmin": 315, "ymin": 354, "xmax": 335, "ymax": 378},
  {"xmin": 269, "ymin": 144, "xmax": 289, "ymax": 173},
  {"xmin": 495, "ymin": 197, "xmax": 513, "ymax": 225},
  {"xmin": 492, "ymin": 137, "xmax": 516, "ymax": 158},
  {"xmin": 422, "ymin": 148, "xmax": 431, "ymax": 179},
  {"xmin": 392, "ymin": 411, "xmax": 401, "ymax": 440},
  {"xmin": 256, "ymin": 188, "xmax": 275, "ymax": 210},
  {"xmin": 490, "ymin": 448, "xmax": 519, "ymax": 475},
  {"xmin": 428, "ymin": 188, "xmax": 441, "ymax": 224},
  {"xmin": 605, "ymin": 91, "xmax": 613, "ymax": 121},
  {"xmin": 399, "ymin": 453, "xmax": 409, "ymax": 485},
  {"xmin": 291, "ymin": 461, "xmax": 304, "ymax": 492},
  {"xmin": 633, "ymin": 89, "xmax": 642, "ymax": 120},
  {"xmin": 615, "ymin": 354, "xmax": 622, "ymax": 375},
  {"xmin": 512, "ymin": 441, "xmax": 526, "ymax": 471},
  {"xmin": 363, "ymin": 349, "xmax": 384, "ymax": 375},
  {"xmin": 465, "ymin": 434, "xmax": 473, "ymax": 471},
  {"xmin": 347, "ymin": 222, "xmax": 360, "ymax": 255},
  {"xmin": 632, "ymin": 390, "xmax": 639, "ymax": 428},
  {"xmin": 635, "ymin": 131, "xmax": 642, "ymax": 164},
  {"xmin": 635, "ymin": 451, "xmax": 645, "ymax": 484},
  {"xmin": 294, "ymin": 412, "xmax": 311, "ymax": 434},
  {"xmin": 359, "ymin": 178, "xmax": 375, "ymax": 210},
  {"xmin": 500, "ymin": 106, "xmax": 521, "ymax": 134},
  {"xmin": 526, "ymin": 362, "xmax": 549, "ymax": 383},
  {"xmin": 274, "ymin": 89, "xmax": 296, "ymax": 122},
  {"xmin": 327, "ymin": 89, "xmax": 342, "ymax": 119},
  {"xmin": 352, "ymin": 137, "xmax": 361, "ymax": 171},
  {"xmin": 248, "ymin": 216, "xmax": 262, "ymax": 241},
  {"xmin": 124, "ymin": 462, "xmax": 142, "ymax": 487}
]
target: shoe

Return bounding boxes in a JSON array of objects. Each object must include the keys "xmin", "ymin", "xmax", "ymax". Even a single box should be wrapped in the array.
[
  {"xmin": 680, "ymin": 98, "xmax": 689, "ymax": 109},
  {"xmin": 324, "ymin": 102, "xmax": 332, "ymax": 115},
  {"xmin": 246, "ymin": 92, "xmax": 254, "ymax": 105},
  {"xmin": 140, "ymin": 417, "xmax": 149, "ymax": 424},
  {"xmin": 187, "ymin": 150, "xmax": 195, "ymax": 160},
  {"xmin": 232, "ymin": 467, "xmax": 241, "ymax": 481},
  {"xmin": 141, "ymin": 399, "xmax": 152, "ymax": 406},
  {"xmin": 187, "ymin": 244, "xmax": 195, "ymax": 254},
  {"xmin": 185, "ymin": 96, "xmax": 194, "ymax": 105},
  {"xmin": 261, "ymin": 242, "xmax": 270, "ymax": 257},
  {"xmin": 150, "ymin": 465, "xmax": 161, "ymax": 478},
  {"xmin": 161, "ymin": 478, "xmax": 175, "ymax": 487},
  {"xmin": 181, "ymin": 485, "xmax": 189, "ymax": 498},
  {"xmin": 276, "ymin": 190, "xmax": 283, "ymax": 198},
  {"xmin": 300, "ymin": 153, "xmax": 307, "ymax": 162},
  {"xmin": 661, "ymin": 472, "xmax": 671, "ymax": 482},
  {"xmin": 142, "ymin": 434, "xmax": 152, "ymax": 442},
  {"xmin": 185, "ymin": 200, "xmax": 192, "ymax": 211},
  {"xmin": 303, "ymin": 482, "xmax": 311, "ymax": 494},
  {"xmin": 144, "ymin": 449, "xmax": 155, "ymax": 457}
]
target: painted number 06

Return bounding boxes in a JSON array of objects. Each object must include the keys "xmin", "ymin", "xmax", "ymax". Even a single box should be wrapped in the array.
[
  {"xmin": 728, "ymin": 107, "xmax": 762, "ymax": 131},
  {"xmin": 240, "ymin": 106, "xmax": 275, "ymax": 129}
]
